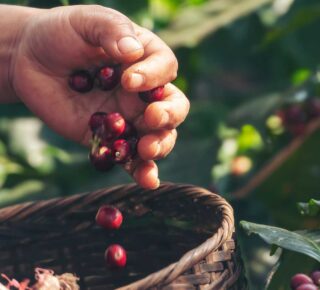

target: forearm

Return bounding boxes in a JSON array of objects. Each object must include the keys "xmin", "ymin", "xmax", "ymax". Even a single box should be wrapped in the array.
[{"xmin": 0, "ymin": 5, "xmax": 39, "ymax": 103}]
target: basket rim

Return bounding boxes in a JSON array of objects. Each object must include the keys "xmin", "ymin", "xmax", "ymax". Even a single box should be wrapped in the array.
[{"xmin": 116, "ymin": 183, "xmax": 235, "ymax": 289}]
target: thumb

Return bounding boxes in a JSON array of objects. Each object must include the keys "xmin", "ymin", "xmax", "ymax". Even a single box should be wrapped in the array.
[{"xmin": 69, "ymin": 5, "xmax": 144, "ymax": 63}]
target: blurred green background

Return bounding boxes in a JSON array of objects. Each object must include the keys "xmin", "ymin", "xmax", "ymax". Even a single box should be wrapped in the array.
[{"xmin": 0, "ymin": 0, "xmax": 320, "ymax": 289}]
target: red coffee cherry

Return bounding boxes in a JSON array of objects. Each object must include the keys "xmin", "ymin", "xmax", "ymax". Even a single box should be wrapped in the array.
[
  {"xmin": 291, "ymin": 274, "xmax": 314, "ymax": 289},
  {"xmin": 103, "ymin": 113, "xmax": 126, "ymax": 141},
  {"xmin": 69, "ymin": 70, "xmax": 94, "ymax": 93},
  {"xmin": 96, "ymin": 66, "xmax": 120, "ymax": 91},
  {"xmin": 139, "ymin": 86, "xmax": 165, "ymax": 103},
  {"xmin": 89, "ymin": 146, "xmax": 114, "ymax": 172},
  {"xmin": 105, "ymin": 244, "xmax": 127, "ymax": 268},
  {"xmin": 95, "ymin": 205, "xmax": 123, "ymax": 230},
  {"xmin": 112, "ymin": 139, "xmax": 132, "ymax": 164},
  {"xmin": 89, "ymin": 112, "xmax": 107, "ymax": 133}
]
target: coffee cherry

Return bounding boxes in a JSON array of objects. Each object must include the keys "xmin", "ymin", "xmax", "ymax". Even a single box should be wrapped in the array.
[
  {"xmin": 96, "ymin": 205, "xmax": 123, "ymax": 230},
  {"xmin": 311, "ymin": 271, "xmax": 320, "ymax": 286},
  {"xmin": 284, "ymin": 105, "xmax": 306, "ymax": 124},
  {"xmin": 89, "ymin": 146, "xmax": 114, "ymax": 171},
  {"xmin": 89, "ymin": 112, "xmax": 107, "ymax": 133},
  {"xmin": 69, "ymin": 70, "xmax": 94, "ymax": 93},
  {"xmin": 105, "ymin": 244, "xmax": 127, "ymax": 268},
  {"xmin": 296, "ymin": 284, "xmax": 318, "ymax": 290},
  {"xmin": 291, "ymin": 274, "xmax": 313, "ymax": 289},
  {"xmin": 231, "ymin": 156, "xmax": 252, "ymax": 176},
  {"xmin": 282, "ymin": 105, "xmax": 307, "ymax": 135},
  {"xmin": 103, "ymin": 113, "xmax": 126, "ymax": 141},
  {"xmin": 96, "ymin": 66, "xmax": 120, "ymax": 91},
  {"xmin": 112, "ymin": 139, "xmax": 132, "ymax": 163},
  {"xmin": 139, "ymin": 86, "xmax": 165, "ymax": 103}
]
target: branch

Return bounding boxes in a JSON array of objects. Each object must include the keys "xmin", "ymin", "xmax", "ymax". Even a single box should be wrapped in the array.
[{"xmin": 231, "ymin": 118, "xmax": 320, "ymax": 198}]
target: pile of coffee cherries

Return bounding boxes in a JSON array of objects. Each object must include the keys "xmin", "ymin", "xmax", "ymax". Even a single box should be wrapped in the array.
[
  {"xmin": 68, "ymin": 65, "xmax": 165, "ymax": 171},
  {"xmin": 95, "ymin": 205, "xmax": 126, "ymax": 268},
  {"xmin": 291, "ymin": 271, "xmax": 320, "ymax": 290}
]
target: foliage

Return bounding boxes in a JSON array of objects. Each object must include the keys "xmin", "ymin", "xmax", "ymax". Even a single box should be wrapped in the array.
[{"xmin": 298, "ymin": 199, "xmax": 320, "ymax": 217}]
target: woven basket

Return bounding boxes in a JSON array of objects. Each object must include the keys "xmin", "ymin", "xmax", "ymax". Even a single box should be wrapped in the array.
[{"xmin": 0, "ymin": 183, "xmax": 245, "ymax": 289}]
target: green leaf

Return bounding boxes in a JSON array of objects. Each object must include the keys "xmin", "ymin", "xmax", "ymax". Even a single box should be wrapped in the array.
[
  {"xmin": 292, "ymin": 69, "xmax": 312, "ymax": 86},
  {"xmin": 237, "ymin": 124, "xmax": 263, "ymax": 152},
  {"xmin": 240, "ymin": 221, "xmax": 320, "ymax": 262},
  {"xmin": 298, "ymin": 199, "xmax": 320, "ymax": 216}
]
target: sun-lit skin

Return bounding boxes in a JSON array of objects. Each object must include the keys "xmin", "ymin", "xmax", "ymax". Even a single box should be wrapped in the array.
[{"xmin": 0, "ymin": 4, "xmax": 190, "ymax": 189}]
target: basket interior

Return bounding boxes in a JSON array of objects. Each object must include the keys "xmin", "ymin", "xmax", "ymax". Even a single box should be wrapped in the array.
[{"xmin": 0, "ymin": 184, "xmax": 223, "ymax": 289}]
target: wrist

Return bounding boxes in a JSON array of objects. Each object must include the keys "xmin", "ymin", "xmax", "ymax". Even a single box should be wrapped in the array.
[{"xmin": 0, "ymin": 5, "xmax": 41, "ymax": 103}]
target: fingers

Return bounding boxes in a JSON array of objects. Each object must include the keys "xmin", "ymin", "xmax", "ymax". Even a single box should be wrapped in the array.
[
  {"xmin": 143, "ymin": 83, "xmax": 190, "ymax": 130},
  {"xmin": 133, "ymin": 160, "xmax": 159, "ymax": 189},
  {"xmin": 69, "ymin": 5, "xmax": 144, "ymax": 63},
  {"xmin": 138, "ymin": 129, "xmax": 177, "ymax": 161},
  {"xmin": 122, "ymin": 28, "xmax": 178, "ymax": 91}
]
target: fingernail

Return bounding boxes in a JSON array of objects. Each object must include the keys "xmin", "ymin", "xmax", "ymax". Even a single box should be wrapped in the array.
[
  {"xmin": 129, "ymin": 73, "xmax": 144, "ymax": 88},
  {"xmin": 158, "ymin": 111, "xmax": 169, "ymax": 127},
  {"xmin": 118, "ymin": 37, "xmax": 142, "ymax": 54}
]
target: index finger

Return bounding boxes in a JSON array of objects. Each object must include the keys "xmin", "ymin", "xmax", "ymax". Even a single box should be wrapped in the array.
[{"xmin": 121, "ymin": 26, "xmax": 178, "ymax": 91}]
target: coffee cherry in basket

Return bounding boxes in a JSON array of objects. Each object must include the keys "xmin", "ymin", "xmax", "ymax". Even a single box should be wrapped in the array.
[
  {"xmin": 96, "ymin": 65, "xmax": 120, "ymax": 91},
  {"xmin": 69, "ymin": 70, "xmax": 94, "ymax": 93},
  {"xmin": 139, "ymin": 86, "xmax": 165, "ymax": 103},
  {"xmin": 105, "ymin": 244, "xmax": 127, "ymax": 268},
  {"xmin": 96, "ymin": 205, "xmax": 123, "ymax": 230},
  {"xmin": 291, "ymin": 274, "xmax": 314, "ymax": 289}
]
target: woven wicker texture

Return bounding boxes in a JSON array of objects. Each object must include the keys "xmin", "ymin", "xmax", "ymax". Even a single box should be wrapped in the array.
[{"xmin": 0, "ymin": 183, "xmax": 245, "ymax": 289}]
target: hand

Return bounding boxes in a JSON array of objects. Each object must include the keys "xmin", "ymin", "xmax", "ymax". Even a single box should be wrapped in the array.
[{"xmin": 10, "ymin": 5, "xmax": 190, "ymax": 189}]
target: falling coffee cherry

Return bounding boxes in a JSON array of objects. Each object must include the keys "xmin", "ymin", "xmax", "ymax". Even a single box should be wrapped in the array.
[
  {"xmin": 105, "ymin": 244, "xmax": 127, "ymax": 268},
  {"xmin": 69, "ymin": 70, "xmax": 94, "ymax": 93},
  {"xmin": 103, "ymin": 112, "xmax": 126, "ymax": 141},
  {"xmin": 89, "ymin": 146, "xmax": 114, "ymax": 172},
  {"xmin": 96, "ymin": 65, "xmax": 120, "ymax": 91},
  {"xmin": 139, "ymin": 86, "xmax": 165, "ymax": 103},
  {"xmin": 96, "ymin": 205, "xmax": 123, "ymax": 230},
  {"xmin": 112, "ymin": 139, "xmax": 132, "ymax": 163}
]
